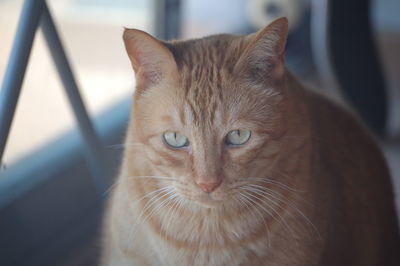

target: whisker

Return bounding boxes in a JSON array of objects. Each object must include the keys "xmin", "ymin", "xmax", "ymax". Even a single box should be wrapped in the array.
[
  {"xmin": 131, "ymin": 186, "xmax": 174, "ymax": 206},
  {"xmin": 127, "ymin": 175, "xmax": 178, "ymax": 181},
  {"xmin": 247, "ymin": 183, "xmax": 304, "ymax": 206},
  {"xmin": 103, "ymin": 179, "xmax": 122, "ymax": 197},
  {"xmin": 103, "ymin": 175, "xmax": 176, "ymax": 197},
  {"xmin": 234, "ymin": 193, "xmax": 271, "ymax": 246},
  {"xmin": 243, "ymin": 177, "xmax": 305, "ymax": 193},
  {"xmin": 129, "ymin": 186, "xmax": 175, "ymax": 240},
  {"xmin": 142, "ymin": 188, "xmax": 178, "ymax": 224},
  {"xmin": 244, "ymin": 184, "xmax": 320, "ymax": 239},
  {"xmin": 143, "ymin": 191, "xmax": 179, "ymax": 232},
  {"xmin": 139, "ymin": 188, "xmax": 176, "ymax": 222},
  {"xmin": 162, "ymin": 196, "xmax": 182, "ymax": 237},
  {"xmin": 106, "ymin": 143, "xmax": 143, "ymax": 150},
  {"xmin": 241, "ymin": 187, "xmax": 297, "ymax": 241},
  {"xmin": 239, "ymin": 191, "xmax": 275, "ymax": 223}
]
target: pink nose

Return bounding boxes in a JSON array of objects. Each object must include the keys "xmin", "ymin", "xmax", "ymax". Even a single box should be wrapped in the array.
[{"xmin": 196, "ymin": 180, "xmax": 222, "ymax": 193}]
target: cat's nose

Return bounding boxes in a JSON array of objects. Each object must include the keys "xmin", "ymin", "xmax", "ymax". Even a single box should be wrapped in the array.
[{"xmin": 195, "ymin": 180, "xmax": 222, "ymax": 193}]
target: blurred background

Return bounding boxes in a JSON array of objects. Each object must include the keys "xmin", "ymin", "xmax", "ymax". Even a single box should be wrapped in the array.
[{"xmin": 0, "ymin": 0, "xmax": 399, "ymax": 265}]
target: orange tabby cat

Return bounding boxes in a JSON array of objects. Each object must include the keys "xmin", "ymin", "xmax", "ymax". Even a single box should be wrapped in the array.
[{"xmin": 101, "ymin": 18, "xmax": 400, "ymax": 265}]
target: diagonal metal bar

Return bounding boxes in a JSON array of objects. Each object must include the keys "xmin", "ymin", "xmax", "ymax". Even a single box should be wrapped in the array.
[
  {"xmin": 0, "ymin": 0, "xmax": 45, "ymax": 162},
  {"xmin": 40, "ymin": 2, "xmax": 109, "ymax": 194}
]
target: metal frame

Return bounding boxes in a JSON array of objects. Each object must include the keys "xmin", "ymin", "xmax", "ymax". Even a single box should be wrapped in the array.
[{"xmin": 0, "ymin": 0, "xmax": 109, "ymax": 194}]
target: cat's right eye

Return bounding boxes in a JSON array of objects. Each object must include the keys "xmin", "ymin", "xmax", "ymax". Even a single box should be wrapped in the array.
[
  {"xmin": 163, "ymin": 131, "xmax": 189, "ymax": 148},
  {"xmin": 225, "ymin": 129, "xmax": 251, "ymax": 146}
]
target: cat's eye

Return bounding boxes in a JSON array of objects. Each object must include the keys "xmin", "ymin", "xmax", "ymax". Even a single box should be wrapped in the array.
[
  {"xmin": 225, "ymin": 129, "xmax": 251, "ymax": 146},
  {"xmin": 163, "ymin": 131, "xmax": 189, "ymax": 148}
]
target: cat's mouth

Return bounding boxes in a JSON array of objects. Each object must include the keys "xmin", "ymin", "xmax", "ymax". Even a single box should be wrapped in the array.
[
  {"xmin": 173, "ymin": 181, "xmax": 232, "ymax": 208},
  {"xmin": 177, "ymin": 189, "xmax": 227, "ymax": 208},
  {"xmin": 195, "ymin": 194, "xmax": 225, "ymax": 208}
]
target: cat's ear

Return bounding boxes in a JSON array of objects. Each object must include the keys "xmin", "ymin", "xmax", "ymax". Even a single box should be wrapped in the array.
[
  {"xmin": 123, "ymin": 29, "xmax": 178, "ymax": 92},
  {"xmin": 235, "ymin": 17, "xmax": 288, "ymax": 83}
]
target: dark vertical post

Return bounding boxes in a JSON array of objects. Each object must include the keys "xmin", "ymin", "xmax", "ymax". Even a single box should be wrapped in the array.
[
  {"xmin": 154, "ymin": 0, "xmax": 181, "ymax": 40},
  {"xmin": 329, "ymin": 0, "xmax": 387, "ymax": 135},
  {"xmin": 165, "ymin": 0, "xmax": 181, "ymax": 40},
  {"xmin": 0, "ymin": 0, "xmax": 45, "ymax": 162}
]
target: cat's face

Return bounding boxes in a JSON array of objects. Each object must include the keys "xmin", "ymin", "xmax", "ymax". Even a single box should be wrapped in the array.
[{"xmin": 124, "ymin": 18, "xmax": 290, "ymax": 208}]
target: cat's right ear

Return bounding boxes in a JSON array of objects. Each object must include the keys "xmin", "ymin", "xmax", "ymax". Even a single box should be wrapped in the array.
[{"xmin": 123, "ymin": 29, "xmax": 178, "ymax": 92}]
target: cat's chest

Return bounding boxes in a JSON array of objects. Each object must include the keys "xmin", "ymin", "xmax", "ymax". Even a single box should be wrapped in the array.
[
  {"xmin": 143, "ymin": 227, "xmax": 299, "ymax": 266},
  {"xmin": 147, "ymin": 244, "xmax": 312, "ymax": 266},
  {"xmin": 148, "ymin": 242, "xmax": 253, "ymax": 266}
]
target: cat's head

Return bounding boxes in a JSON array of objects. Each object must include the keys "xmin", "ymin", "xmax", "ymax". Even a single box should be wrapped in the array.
[{"xmin": 124, "ymin": 18, "xmax": 295, "ymax": 208}]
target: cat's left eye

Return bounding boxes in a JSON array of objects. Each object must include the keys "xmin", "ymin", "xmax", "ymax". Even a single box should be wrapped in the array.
[
  {"xmin": 225, "ymin": 129, "xmax": 251, "ymax": 146},
  {"xmin": 163, "ymin": 131, "xmax": 189, "ymax": 148}
]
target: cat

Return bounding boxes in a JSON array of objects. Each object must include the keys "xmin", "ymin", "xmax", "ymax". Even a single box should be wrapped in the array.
[{"xmin": 101, "ymin": 17, "xmax": 400, "ymax": 266}]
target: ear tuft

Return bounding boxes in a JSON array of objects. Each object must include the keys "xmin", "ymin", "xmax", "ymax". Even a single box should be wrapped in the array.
[
  {"xmin": 123, "ymin": 29, "xmax": 178, "ymax": 91},
  {"xmin": 256, "ymin": 17, "xmax": 288, "ymax": 57},
  {"xmin": 235, "ymin": 17, "xmax": 289, "ymax": 83}
]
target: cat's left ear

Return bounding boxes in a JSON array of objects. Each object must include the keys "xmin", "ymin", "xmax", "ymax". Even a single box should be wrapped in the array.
[
  {"xmin": 235, "ymin": 17, "xmax": 288, "ymax": 83},
  {"xmin": 123, "ymin": 29, "xmax": 178, "ymax": 93}
]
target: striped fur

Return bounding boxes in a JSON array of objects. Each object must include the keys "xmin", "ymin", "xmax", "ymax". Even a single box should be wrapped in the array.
[{"xmin": 101, "ymin": 18, "xmax": 400, "ymax": 265}]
